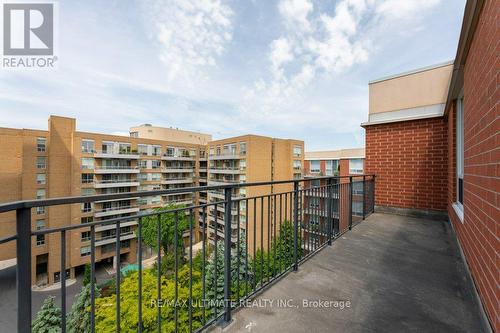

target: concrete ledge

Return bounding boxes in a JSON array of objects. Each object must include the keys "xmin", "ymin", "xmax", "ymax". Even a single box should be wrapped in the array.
[{"xmin": 375, "ymin": 205, "xmax": 448, "ymax": 221}]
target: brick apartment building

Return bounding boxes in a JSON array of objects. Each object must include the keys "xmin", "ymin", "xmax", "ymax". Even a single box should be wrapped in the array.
[
  {"xmin": 207, "ymin": 136, "xmax": 304, "ymax": 255},
  {"xmin": 302, "ymin": 148, "xmax": 366, "ymax": 248},
  {"xmin": 0, "ymin": 116, "xmax": 303, "ymax": 285},
  {"xmin": 362, "ymin": 0, "xmax": 498, "ymax": 330}
]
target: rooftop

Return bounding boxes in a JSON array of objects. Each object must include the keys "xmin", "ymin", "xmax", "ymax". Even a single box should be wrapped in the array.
[
  {"xmin": 214, "ymin": 213, "xmax": 487, "ymax": 333},
  {"xmin": 305, "ymin": 148, "xmax": 365, "ymax": 160}
]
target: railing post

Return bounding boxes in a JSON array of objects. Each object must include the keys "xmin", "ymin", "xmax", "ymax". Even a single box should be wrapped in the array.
[
  {"xmin": 349, "ymin": 176, "xmax": 353, "ymax": 230},
  {"xmin": 326, "ymin": 178, "xmax": 333, "ymax": 246},
  {"xmin": 293, "ymin": 181, "xmax": 299, "ymax": 271},
  {"xmin": 16, "ymin": 207, "xmax": 32, "ymax": 333},
  {"xmin": 372, "ymin": 175, "xmax": 376, "ymax": 213},
  {"xmin": 362, "ymin": 175, "xmax": 366, "ymax": 220},
  {"xmin": 223, "ymin": 186, "xmax": 232, "ymax": 324}
]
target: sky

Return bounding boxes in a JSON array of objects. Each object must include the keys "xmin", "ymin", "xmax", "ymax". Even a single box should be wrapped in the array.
[{"xmin": 0, "ymin": 0, "xmax": 466, "ymax": 151}]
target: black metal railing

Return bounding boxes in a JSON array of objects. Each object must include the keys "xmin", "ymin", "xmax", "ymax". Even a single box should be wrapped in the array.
[{"xmin": 0, "ymin": 175, "xmax": 375, "ymax": 333}]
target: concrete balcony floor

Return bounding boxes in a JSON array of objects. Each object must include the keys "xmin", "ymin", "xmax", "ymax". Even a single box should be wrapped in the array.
[{"xmin": 216, "ymin": 213, "xmax": 487, "ymax": 333}]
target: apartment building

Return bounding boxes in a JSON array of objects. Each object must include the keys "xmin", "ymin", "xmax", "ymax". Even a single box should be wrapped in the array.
[
  {"xmin": 206, "ymin": 135, "xmax": 304, "ymax": 254},
  {"xmin": 362, "ymin": 0, "xmax": 499, "ymax": 329},
  {"xmin": 0, "ymin": 116, "xmax": 204, "ymax": 285},
  {"xmin": 302, "ymin": 148, "xmax": 365, "ymax": 247}
]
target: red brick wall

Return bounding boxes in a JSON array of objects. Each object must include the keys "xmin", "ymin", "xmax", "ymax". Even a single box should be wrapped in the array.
[
  {"xmin": 447, "ymin": 1, "xmax": 499, "ymax": 330},
  {"xmin": 365, "ymin": 117, "xmax": 448, "ymax": 211}
]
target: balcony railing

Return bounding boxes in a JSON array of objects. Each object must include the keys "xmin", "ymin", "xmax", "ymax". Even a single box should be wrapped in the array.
[{"xmin": 0, "ymin": 174, "xmax": 375, "ymax": 332}]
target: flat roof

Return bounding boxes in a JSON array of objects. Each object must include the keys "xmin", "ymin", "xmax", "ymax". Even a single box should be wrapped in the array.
[{"xmin": 369, "ymin": 60, "xmax": 454, "ymax": 85}]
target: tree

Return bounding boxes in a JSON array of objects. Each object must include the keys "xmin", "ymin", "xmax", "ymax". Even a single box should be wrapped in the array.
[
  {"xmin": 204, "ymin": 233, "xmax": 252, "ymax": 312},
  {"xmin": 83, "ymin": 264, "xmax": 91, "ymax": 286},
  {"xmin": 94, "ymin": 268, "xmax": 203, "ymax": 332},
  {"xmin": 142, "ymin": 204, "xmax": 190, "ymax": 268},
  {"xmin": 67, "ymin": 284, "xmax": 101, "ymax": 333},
  {"xmin": 32, "ymin": 296, "xmax": 62, "ymax": 333}
]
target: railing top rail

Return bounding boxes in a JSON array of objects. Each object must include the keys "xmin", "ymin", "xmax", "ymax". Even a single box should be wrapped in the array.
[{"xmin": 0, "ymin": 174, "xmax": 375, "ymax": 212}]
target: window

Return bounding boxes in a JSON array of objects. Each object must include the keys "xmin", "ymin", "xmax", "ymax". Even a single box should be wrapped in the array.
[
  {"xmin": 216, "ymin": 146, "xmax": 221, "ymax": 156},
  {"xmin": 138, "ymin": 144, "xmax": 148, "ymax": 155},
  {"xmin": 209, "ymin": 147, "xmax": 214, "ymax": 156},
  {"xmin": 119, "ymin": 143, "xmax": 131, "ymax": 154},
  {"xmin": 81, "ymin": 139, "xmax": 95, "ymax": 153},
  {"xmin": 293, "ymin": 145, "xmax": 302, "ymax": 157},
  {"xmin": 36, "ymin": 219, "xmax": 45, "ymax": 230},
  {"xmin": 137, "ymin": 173, "xmax": 148, "ymax": 181},
  {"xmin": 326, "ymin": 160, "xmax": 339, "ymax": 176},
  {"xmin": 130, "ymin": 131, "xmax": 138, "ymax": 138},
  {"xmin": 138, "ymin": 160, "xmax": 147, "ymax": 169},
  {"xmin": 36, "ymin": 206, "xmax": 45, "ymax": 215},
  {"xmin": 81, "ymin": 231, "xmax": 91, "ymax": 242},
  {"xmin": 81, "ymin": 158, "xmax": 95, "ymax": 170},
  {"xmin": 36, "ymin": 235, "xmax": 45, "ymax": 246},
  {"xmin": 36, "ymin": 220, "xmax": 45, "ymax": 246},
  {"xmin": 152, "ymin": 160, "xmax": 161, "ymax": 169},
  {"xmin": 166, "ymin": 147, "xmax": 175, "ymax": 156},
  {"xmin": 151, "ymin": 196, "xmax": 161, "ymax": 204},
  {"xmin": 80, "ymin": 246, "xmax": 91, "ymax": 257},
  {"xmin": 102, "ymin": 142, "xmax": 113, "ymax": 153},
  {"xmin": 456, "ymin": 96, "xmax": 464, "ymax": 213},
  {"xmin": 153, "ymin": 145, "xmax": 162, "ymax": 156},
  {"xmin": 37, "ymin": 137, "xmax": 46, "ymax": 152},
  {"xmin": 240, "ymin": 142, "xmax": 247, "ymax": 155},
  {"xmin": 239, "ymin": 174, "xmax": 246, "ymax": 183},
  {"xmin": 81, "ymin": 188, "xmax": 94, "ymax": 196},
  {"xmin": 293, "ymin": 160, "xmax": 301, "ymax": 170},
  {"xmin": 36, "ymin": 157, "xmax": 46, "ymax": 169},
  {"xmin": 151, "ymin": 173, "xmax": 161, "ymax": 181},
  {"xmin": 352, "ymin": 201, "xmax": 363, "ymax": 216},
  {"xmin": 81, "ymin": 216, "xmax": 93, "ymax": 224},
  {"xmin": 81, "ymin": 202, "xmax": 92, "ymax": 213},
  {"xmin": 36, "ymin": 189, "xmax": 45, "ymax": 199},
  {"xmin": 349, "ymin": 159, "xmax": 364, "ymax": 174},
  {"xmin": 310, "ymin": 160, "xmax": 320, "ymax": 173},
  {"xmin": 239, "ymin": 160, "xmax": 246, "ymax": 171},
  {"xmin": 81, "ymin": 173, "xmax": 93, "ymax": 184},
  {"xmin": 239, "ymin": 188, "xmax": 246, "ymax": 197},
  {"xmin": 36, "ymin": 173, "xmax": 46, "ymax": 185}
]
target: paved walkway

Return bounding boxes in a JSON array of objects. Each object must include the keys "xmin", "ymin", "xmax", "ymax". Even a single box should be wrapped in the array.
[{"xmin": 215, "ymin": 213, "xmax": 488, "ymax": 333}]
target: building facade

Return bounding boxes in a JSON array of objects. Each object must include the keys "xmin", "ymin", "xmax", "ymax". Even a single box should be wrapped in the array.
[
  {"xmin": 362, "ymin": 0, "xmax": 498, "ymax": 330},
  {"xmin": 0, "ymin": 117, "xmax": 304, "ymax": 285},
  {"xmin": 130, "ymin": 124, "xmax": 212, "ymax": 145},
  {"xmin": 206, "ymin": 135, "xmax": 304, "ymax": 255},
  {"xmin": 302, "ymin": 149, "xmax": 366, "ymax": 247},
  {"xmin": 0, "ymin": 116, "xmax": 205, "ymax": 285}
]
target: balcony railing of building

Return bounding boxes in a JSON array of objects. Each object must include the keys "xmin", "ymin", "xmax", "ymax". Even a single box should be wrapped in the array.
[{"xmin": 0, "ymin": 174, "xmax": 374, "ymax": 332}]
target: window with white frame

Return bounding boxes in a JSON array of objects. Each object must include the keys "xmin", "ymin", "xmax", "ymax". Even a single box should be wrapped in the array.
[
  {"xmin": 81, "ymin": 231, "xmax": 91, "ymax": 242},
  {"xmin": 153, "ymin": 145, "xmax": 162, "ymax": 156},
  {"xmin": 239, "ymin": 160, "xmax": 246, "ymax": 171},
  {"xmin": 81, "ymin": 173, "xmax": 93, "ymax": 184},
  {"xmin": 293, "ymin": 160, "xmax": 301, "ymax": 170},
  {"xmin": 456, "ymin": 96, "xmax": 464, "ymax": 209},
  {"xmin": 293, "ymin": 145, "xmax": 302, "ymax": 157},
  {"xmin": 152, "ymin": 160, "xmax": 161, "ymax": 169},
  {"xmin": 36, "ymin": 206, "xmax": 45, "ymax": 215},
  {"xmin": 310, "ymin": 160, "xmax": 320, "ymax": 173},
  {"xmin": 36, "ymin": 189, "xmax": 45, "ymax": 199},
  {"xmin": 81, "ymin": 158, "xmax": 95, "ymax": 170},
  {"xmin": 166, "ymin": 147, "xmax": 175, "ymax": 156},
  {"xmin": 326, "ymin": 160, "xmax": 339, "ymax": 176},
  {"xmin": 81, "ymin": 139, "xmax": 95, "ymax": 153},
  {"xmin": 240, "ymin": 142, "xmax": 247, "ymax": 155},
  {"xmin": 37, "ymin": 137, "xmax": 46, "ymax": 152},
  {"xmin": 138, "ymin": 144, "xmax": 148, "ymax": 155},
  {"xmin": 349, "ymin": 159, "xmax": 364, "ymax": 174},
  {"xmin": 138, "ymin": 160, "xmax": 147, "ymax": 169},
  {"xmin": 36, "ymin": 156, "xmax": 46, "ymax": 169},
  {"xmin": 80, "ymin": 246, "xmax": 91, "ymax": 257},
  {"xmin": 36, "ymin": 173, "xmax": 46, "ymax": 185},
  {"xmin": 36, "ymin": 220, "xmax": 45, "ymax": 245}
]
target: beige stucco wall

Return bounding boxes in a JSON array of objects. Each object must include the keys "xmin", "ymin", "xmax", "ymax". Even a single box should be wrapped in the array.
[
  {"xmin": 130, "ymin": 125, "xmax": 212, "ymax": 145},
  {"xmin": 369, "ymin": 63, "xmax": 453, "ymax": 114}
]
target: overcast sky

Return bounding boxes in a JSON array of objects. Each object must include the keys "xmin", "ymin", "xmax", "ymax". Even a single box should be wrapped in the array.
[{"xmin": 0, "ymin": 0, "xmax": 466, "ymax": 150}]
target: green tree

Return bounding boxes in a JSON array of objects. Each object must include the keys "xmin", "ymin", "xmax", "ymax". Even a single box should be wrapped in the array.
[
  {"xmin": 94, "ymin": 267, "xmax": 203, "ymax": 332},
  {"xmin": 32, "ymin": 296, "xmax": 62, "ymax": 333},
  {"xmin": 204, "ymin": 233, "xmax": 252, "ymax": 312},
  {"xmin": 67, "ymin": 284, "xmax": 101, "ymax": 333},
  {"xmin": 142, "ymin": 204, "xmax": 190, "ymax": 268},
  {"xmin": 83, "ymin": 264, "xmax": 91, "ymax": 286}
]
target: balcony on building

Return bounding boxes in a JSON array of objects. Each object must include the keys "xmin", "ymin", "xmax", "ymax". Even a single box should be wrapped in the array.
[{"xmin": 94, "ymin": 165, "xmax": 140, "ymax": 174}]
